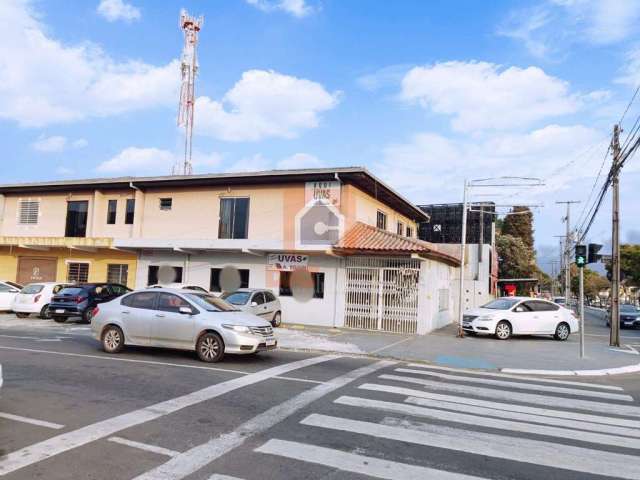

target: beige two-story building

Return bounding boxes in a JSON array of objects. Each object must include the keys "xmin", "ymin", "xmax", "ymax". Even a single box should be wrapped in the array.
[{"xmin": 0, "ymin": 167, "xmax": 459, "ymax": 333}]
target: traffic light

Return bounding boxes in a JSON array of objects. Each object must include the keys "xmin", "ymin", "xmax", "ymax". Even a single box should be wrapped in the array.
[
  {"xmin": 575, "ymin": 244, "xmax": 587, "ymax": 268},
  {"xmin": 587, "ymin": 243, "xmax": 602, "ymax": 264}
]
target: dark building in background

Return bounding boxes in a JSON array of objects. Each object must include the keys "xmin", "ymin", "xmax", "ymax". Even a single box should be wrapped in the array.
[{"xmin": 417, "ymin": 203, "xmax": 495, "ymax": 245}]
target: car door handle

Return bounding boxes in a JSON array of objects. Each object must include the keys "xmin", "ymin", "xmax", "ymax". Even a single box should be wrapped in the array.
[
  {"xmin": 155, "ymin": 314, "xmax": 165, "ymax": 318},
  {"xmin": 122, "ymin": 311, "xmax": 130, "ymax": 315}
]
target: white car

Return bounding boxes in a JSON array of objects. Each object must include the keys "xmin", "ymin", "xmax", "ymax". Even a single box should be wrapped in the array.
[
  {"xmin": 147, "ymin": 284, "xmax": 209, "ymax": 292},
  {"xmin": 462, "ymin": 296, "xmax": 578, "ymax": 340},
  {"xmin": 220, "ymin": 288, "xmax": 282, "ymax": 327},
  {"xmin": 0, "ymin": 280, "xmax": 23, "ymax": 311},
  {"xmin": 12, "ymin": 282, "xmax": 72, "ymax": 319}
]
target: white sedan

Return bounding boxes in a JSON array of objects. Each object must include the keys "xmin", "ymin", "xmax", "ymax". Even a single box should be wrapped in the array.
[
  {"xmin": 462, "ymin": 297, "xmax": 578, "ymax": 340},
  {"xmin": 0, "ymin": 280, "xmax": 23, "ymax": 311}
]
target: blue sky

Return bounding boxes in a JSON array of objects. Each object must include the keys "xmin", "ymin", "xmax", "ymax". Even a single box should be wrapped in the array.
[{"xmin": 1, "ymin": 0, "xmax": 640, "ymax": 271}]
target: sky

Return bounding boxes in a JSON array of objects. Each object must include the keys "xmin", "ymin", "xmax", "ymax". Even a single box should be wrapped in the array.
[{"xmin": 1, "ymin": 0, "xmax": 640, "ymax": 273}]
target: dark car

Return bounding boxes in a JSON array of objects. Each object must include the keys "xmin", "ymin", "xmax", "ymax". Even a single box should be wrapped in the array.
[
  {"xmin": 606, "ymin": 304, "xmax": 640, "ymax": 329},
  {"xmin": 49, "ymin": 283, "xmax": 131, "ymax": 323}
]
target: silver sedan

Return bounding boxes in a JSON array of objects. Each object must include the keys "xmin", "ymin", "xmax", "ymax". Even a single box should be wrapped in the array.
[{"xmin": 91, "ymin": 288, "xmax": 277, "ymax": 362}]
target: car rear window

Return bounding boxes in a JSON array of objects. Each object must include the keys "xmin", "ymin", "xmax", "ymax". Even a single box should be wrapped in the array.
[
  {"xmin": 22, "ymin": 284, "xmax": 44, "ymax": 294},
  {"xmin": 57, "ymin": 287, "xmax": 86, "ymax": 296}
]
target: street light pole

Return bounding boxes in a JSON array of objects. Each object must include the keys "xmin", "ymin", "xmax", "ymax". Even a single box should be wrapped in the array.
[
  {"xmin": 457, "ymin": 179, "xmax": 468, "ymax": 338},
  {"xmin": 611, "ymin": 124, "xmax": 621, "ymax": 347},
  {"xmin": 579, "ymin": 265, "xmax": 585, "ymax": 358}
]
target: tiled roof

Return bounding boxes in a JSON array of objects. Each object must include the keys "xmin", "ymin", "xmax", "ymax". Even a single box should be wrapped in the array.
[{"xmin": 334, "ymin": 222, "xmax": 460, "ymax": 266}]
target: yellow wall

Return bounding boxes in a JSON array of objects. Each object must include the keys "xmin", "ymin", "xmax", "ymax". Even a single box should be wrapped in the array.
[{"xmin": 0, "ymin": 246, "xmax": 137, "ymax": 288}]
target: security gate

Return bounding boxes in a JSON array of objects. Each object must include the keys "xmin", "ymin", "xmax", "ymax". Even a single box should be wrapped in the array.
[{"xmin": 344, "ymin": 257, "xmax": 420, "ymax": 334}]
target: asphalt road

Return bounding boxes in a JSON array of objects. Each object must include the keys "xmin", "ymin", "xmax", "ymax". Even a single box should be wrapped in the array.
[{"xmin": 1, "ymin": 316, "xmax": 640, "ymax": 480}]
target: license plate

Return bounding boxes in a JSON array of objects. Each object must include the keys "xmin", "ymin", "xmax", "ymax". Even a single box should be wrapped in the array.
[
  {"xmin": 265, "ymin": 338, "xmax": 276, "ymax": 347},
  {"xmin": 55, "ymin": 309, "xmax": 65, "ymax": 314}
]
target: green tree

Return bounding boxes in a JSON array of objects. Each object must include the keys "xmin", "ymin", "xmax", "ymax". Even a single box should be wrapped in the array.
[
  {"xmin": 502, "ymin": 206, "xmax": 534, "ymax": 249},
  {"xmin": 571, "ymin": 267, "xmax": 610, "ymax": 301},
  {"xmin": 605, "ymin": 244, "xmax": 640, "ymax": 286},
  {"xmin": 496, "ymin": 234, "xmax": 534, "ymax": 279}
]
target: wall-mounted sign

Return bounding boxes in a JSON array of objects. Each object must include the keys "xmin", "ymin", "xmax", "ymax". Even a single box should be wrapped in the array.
[
  {"xmin": 268, "ymin": 253, "xmax": 309, "ymax": 271},
  {"xmin": 305, "ymin": 180, "xmax": 340, "ymax": 206}
]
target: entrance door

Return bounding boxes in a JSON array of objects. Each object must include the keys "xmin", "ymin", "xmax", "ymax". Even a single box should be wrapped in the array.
[{"xmin": 17, "ymin": 257, "xmax": 57, "ymax": 285}]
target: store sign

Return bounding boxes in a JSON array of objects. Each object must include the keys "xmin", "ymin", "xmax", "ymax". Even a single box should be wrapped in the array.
[
  {"xmin": 268, "ymin": 253, "xmax": 309, "ymax": 271},
  {"xmin": 305, "ymin": 181, "xmax": 340, "ymax": 206}
]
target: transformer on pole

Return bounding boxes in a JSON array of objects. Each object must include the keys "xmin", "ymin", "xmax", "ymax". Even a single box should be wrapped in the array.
[{"xmin": 174, "ymin": 9, "xmax": 203, "ymax": 176}]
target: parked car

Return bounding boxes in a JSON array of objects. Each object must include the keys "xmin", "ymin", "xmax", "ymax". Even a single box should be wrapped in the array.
[
  {"xmin": 221, "ymin": 288, "xmax": 282, "ymax": 327},
  {"xmin": 462, "ymin": 296, "xmax": 578, "ymax": 340},
  {"xmin": 92, "ymin": 288, "xmax": 276, "ymax": 363},
  {"xmin": 0, "ymin": 281, "xmax": 24, "ymax": 311},
  {"xmin": 147, "ymin": 284, "xmax": 209, "ymax": 292},
  {"xmin": 551, "ymin": 297, "xmax": 566, "ymax": 306},
  {"xmin": 12, "ymin": 282, "xmax": 72, "ymax": 319},
  {"xmin": 606, "ymin": 304, "xmax": 640, "ymax": 329},
  {"xmin": 49, "ymin": 283, "xmax": 131, "ymax": 323}
]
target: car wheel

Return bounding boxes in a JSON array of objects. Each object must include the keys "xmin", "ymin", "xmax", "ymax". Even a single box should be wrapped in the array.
[
  {"xmin": 272, "ymin": 311, "xmax": 282, "ymax": 328},
  {"xmin": 554, "ymin": 322, "xmax": 570, "ymax": 341},
  {"xmin": 15, "ymin": 312, "xmax": 29, "ymax": 318},
  {"xmin": 53, "ymin": 316, "xmax": 66, "ymax": 323},
  {"xmin": 82, "ymin": 308, "xmax": 94, "ymax": 324},
  {"xmin": 102, "ymin": 325, "xmax": 124, "ymax": 354},
  {"xmin": 495, "ymin": 321, "xmax": 512, "ymax": 340},
  {"xmin": 39, "ymin": 304, "xmax": 52, "ymax": 319},
  {"xmin": 196, "ymin": 332, "xmax": 224, "ymax": 363}
]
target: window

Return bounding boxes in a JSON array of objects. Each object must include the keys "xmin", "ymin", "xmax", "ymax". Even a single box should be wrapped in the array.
[
  {"xmin": 252, "ymin": 292, "xmax": 266, "ymax": 305},
  {"xmin": 209, "ymin": 268, "xmax": 250, "ymax": 292},
  {"xmin": 107, "ymin": 264, "xmax": 128, "ymax": 285},
  {"xmin": 527, "ymin": 300, "xmax": 559, "ymax": 312},
  {"xmin": 125, "ymin": 198, "xmax": 135, "ymax": 225},
  {"xmin": 65, "ymin": 201, "xmax": 88, "ymax": 237},
  {"xmin": 18, "ymin": 200, "xmax": 39, "ymax": 225},
  {"xmin": 107, "ymin": 199, "xmax": 117, "ymax": 224},
  {"xmin": 110, "ymin": 284, "xmax": 130, "ymax": 296},
  {"xmin": 279, "ymin": 271, "xmax": 292, "ymax": 297},
  {"xmin": 67, "ymin": 262, "xmax": 89, "ymax": 283},
  {"xmin": 376, "ymin": 211, "xmax": 387, "ymax": 230},
  {"xmin": 159, "ymin": 198, "xmax": 172, "ymax": 211},
  {"xmin": 279, "ymin": 272, "xmax": 324, "ymax": 298},
  {"xmin": 0, "ymin": 283, "xmax": 14, "ymax": 292},
  {"xmin": 157, "ymin": 293, "xmax": 192, "ymax": 313},
  {"xmin": 122, "ymin": 292, "xmax": 157, "ymax": 309},
  {"xmin": 265, "ymin": 291, "xmax": 276, "ymax": 303},
  {"xmin": 218, "ymin": 197, "xmax": 249, "ymax": 239},
  {"xmin": 312, "ymin": 272, "xmax": 325, "ymax": 299},
  {"xmin": 222, "ymin": 291, "xmax": 251, "ymax": 305},
  {"xmin": 147, "ymin": 266, "xmax": 183, "ymax": 286},
  {"xmin": 397, "ymin": 222, "xmax": 404, "ymax": 236},
  {"xmin": 406, "ymin": 226, "xmax": 413, "ymax": 238}
]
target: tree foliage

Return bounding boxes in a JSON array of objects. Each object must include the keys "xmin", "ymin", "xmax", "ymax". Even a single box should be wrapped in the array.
[
  {"xmin": 571, "ymin": 267, "xmax": 610, "ymax": 300},
  {"xmin": 496, "ymin": 234, "xmax": 534, "ymax": 279},
  {"xmin": 502, "ymin": 206, "xmax": 534, "ymax": 249},
  {"xmin": 605, "ymin": 244, "xmax": 640, "ymax": 286}
]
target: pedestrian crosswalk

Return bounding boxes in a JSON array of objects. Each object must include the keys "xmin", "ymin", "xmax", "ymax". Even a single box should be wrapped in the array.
[{"xmin": 252, "ymin": 362, "xmax": 640, "ymax": 480}]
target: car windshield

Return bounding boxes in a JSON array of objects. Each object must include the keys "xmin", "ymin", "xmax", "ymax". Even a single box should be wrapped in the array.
[
  {"xmin": 482, "ymin": 298, "xmax": 521, "ymax": 310},
  {"xmin": 221, "ymin": 291, "xmax": 251, "ymax": 306},
  {"xmin": 620, "ymin": 305, "xmax": 640, "ymax": 313},
  {"xmin": 554, "ymin": 298, "xmax": 565, "ymax": 304},
  {"xmin": 184, "ymin": 293, "xmax": 239, "ymax": 312},
  {"xmin": 57, "ymin": 287, "xmax": 85, "ymax": 296},
  {"xmin": 22, "ymin": 284, "xmax": 44, "ymax": 294}
]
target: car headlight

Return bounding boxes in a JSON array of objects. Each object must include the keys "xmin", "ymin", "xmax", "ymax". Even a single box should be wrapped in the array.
[{"xmin": 222, "ymin": 324, "xmax": 251, "ymax": 333}]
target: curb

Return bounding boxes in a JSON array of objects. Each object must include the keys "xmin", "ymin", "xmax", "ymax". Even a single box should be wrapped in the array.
[{"xmin": 501, "ymin": 363, "xmax": 640, "ymax": 376}]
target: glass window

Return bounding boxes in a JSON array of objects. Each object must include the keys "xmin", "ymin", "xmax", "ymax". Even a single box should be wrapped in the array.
[
  {"xmin": 0, "ymin": 283, "xmax": 13, "ymax": 292},
  {"xmin": 376, "ymin": 211, "xmax": 387, "ymax": 230},
  {"xmin": 107, "ymin": 199, "xmax": 117, "ymax": 224},
  {"xmin": 125, "ymin": 198, "xmax": 135, "ymax": 225},
  {"xmin": 515, "ymin": 302, "xmax": 535, "ymax": 312},
  {"xmin": 528, "ymin": 301, "xmax": 559, "ymax": 312},
  {"xmin": 218, "ymin": 197, "xmax": 250, "ymax": 239},
  {"xmin": 620, "ymin": 304, "xmax": 640, "ymax": 313},
  {"xmin": 67, "ymin": 262, "xmax": 89, "ymax": 283},
  {"xmin": 123, "ymin": 292, "xmax": 157, "ymax": 309},
  {"xmin": 157, "ymin": 293, "xmax": 192, "ymax": 313},
  {"xmin": 6, "ymin": 281, "xmax": 23, "ymax": 289},
  {"xmin": 209, "ymin": 268, "xmax": 249, "ymax": 292},
  {"xmin": 18, "ymin": 200, "xmax": 39, "ymax": 225},
  {"xmin": 279, "ymin": 271, "xmax": 292, "ymax": 296},
  {"xmin": 107, "ymin": 264, "xmax": 128, "ymax": 285},
  {"xmin": 65, "ymin": 201, "xmax": 88, "ymax": 237},
  {"xmin": 264, "ymin": 291, "xmax": 276, "ymax": 303},
  {"xmin": 221, "ymin": 291, "xmax": 251, "ymax": 305},
  {"xmin": 312, "ymin": 272, "xmax": 325, "ymax": 299},
  {"xmin": 22, "ymin": 284, "xmax": 44, "ymax": 294},
  {"xmin": 397, "ymin": 222, "xmax": 404, "ymax": 236},
  {"xmin": 406, "ymin": 226, "xmax": 413, "ymax": 238},
  {"xmin": 52, "ymin": 284, "xmax": 66, "ymax": 294},
  {"xmin": 252, "ymin": 292, "xmax": 266, "ymax": 305},
  {"xmin": 482, "ymin": 298, "xmax": 520, "ymax": 310},
  {"xmin": 184, "ymin": 293, "xmax": 239, "ymax": 312},
  {"xmin": 159, "ymin": 198, "xmax": 172, "ymax": 211},
  {"xmin": 110, "ymin": 284, "xmax": 130, "ymax": 296},
  {"xmin": 147, "ymin": 266, "xmax": 183, "ymax": 286},
  {"xmin": 58, "ymin": 287, "xmax": 85, "ymax": 296}
]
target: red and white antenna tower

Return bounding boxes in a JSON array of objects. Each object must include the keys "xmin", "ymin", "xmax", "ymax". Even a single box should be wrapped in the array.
[{"xmin": 173, "ymin": 9, "xmax": 203, "ymax": 176}]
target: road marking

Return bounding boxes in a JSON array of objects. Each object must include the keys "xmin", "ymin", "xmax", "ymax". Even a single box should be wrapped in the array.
[
  {"xmin": 132, "ymin": 360, "xmax": 395, "ymax": 480},
  {"xmin": 208, "ymin": 476, "xmax": 245, "ymax": 480},
  {"xmin": 369, "ymin": 336, "xmax": 414, "ymax": 354},
  {"xmin": 108, "ymin": 437, "xmax": 180, "ymax": 457},
  {"xmin": 359, "ymin": 383, "xmax": 640, "ymax": 429},
  {"xmin": 394, "ymin": 368, "xmax": 633, "ymax": 401},
  {"xmin": 405, "ymin": 363, "xmax": 625, "ymax": 390},
  {"xmin": 301, "ymin": 414, "xmax": 640, "ymax": 480},
  {"xmin": 378, "ymin": 374, "xmax": 640, "ymax": 417},
  {"xmin": 0, "ymin": 354, "xmax": 340, "ymax": 477},
  {"xmin": 255, "ymin": 439, "xmax": 488, "ymax": 480},
  {"xmin": 335, "ymin": 396, "xmax": 640, "ymax": 449},
  {"xmin": 0, "ymin": 412, "xmax": 64, "ymax": 430}
]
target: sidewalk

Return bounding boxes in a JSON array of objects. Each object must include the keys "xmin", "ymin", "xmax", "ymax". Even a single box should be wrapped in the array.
[{"xmin": 275, "ymin": 321, "xmax": 640, "ymax": 376}]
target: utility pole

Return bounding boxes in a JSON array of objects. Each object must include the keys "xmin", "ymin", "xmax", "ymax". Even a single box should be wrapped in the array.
[
  {"xmin": 555, "ymin": 201, "xmax": 580, "ymax": 307},
  {"xmin": 611, "ymin": 124, "xmax": 621, "ymax": 347},
  {"xmin": 457, "ymin": 180, "xmax": 468, "ymax": 338}
]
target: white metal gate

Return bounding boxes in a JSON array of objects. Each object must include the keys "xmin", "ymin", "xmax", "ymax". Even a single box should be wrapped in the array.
[{"xmin": 344, "ymin": 257, "xmax": 420, "ymax": 334}]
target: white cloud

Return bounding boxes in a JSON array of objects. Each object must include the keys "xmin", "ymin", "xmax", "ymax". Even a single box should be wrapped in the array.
[
  {"xmin": 400, "ymin": 62, "xmax": 584, "ymax": 132},
  {"xmin": 276, "ymin": 152, "xmax": 323, "ymax": 169},
  {"xmin": 96, "ymin": 147, "xmax": 222, "ymax": 175},
  {"xmin": 196, "ymin": 70, "xmax": 339, "ymax": 141},
  {"xmin": 616, "ymin": 46, "xmax": 640, "ymax": 86},
  {"xmin": 72, "ymin": 138, "xmax": 89, "ymax": 149},
  {"xmin": 0, "ymin": 0, "xmax": 178, "ymax": 127},
  {"xmin": 55, "ymin": 166, "xmax": 74, "ymax": 176},
  {"xmin": 225, "ymin": 153, "xmax": 273, "ymax": 173},
  {"xmin": 31, "ymin": 135, "xmax": 88, "ymax": 152},
  {"xmin": 225, "ymin": 152, "xmax": 322, "ymax": 172},
  {"xmin": 246, "ymin": 0, "xmax": 313, "ymax": 17},
  {"xmin": 97, "ymin": 0, "xmax": 141, "ymax": 23}
]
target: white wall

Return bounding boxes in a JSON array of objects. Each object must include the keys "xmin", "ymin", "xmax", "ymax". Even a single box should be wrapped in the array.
[{"xmin": 419, "ymin": 259, "xmax": 455, "ymax": 333}]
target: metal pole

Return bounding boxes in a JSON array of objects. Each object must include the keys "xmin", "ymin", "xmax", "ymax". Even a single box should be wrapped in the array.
[
  {"xmin": 611, "ymin": 124, "xmax": 621, "ymax": 347},
  {"xmin": 457, "ymin": 180, "xmax": 468, "ymax": 338},
  {"xmin": 565, "ymin": 203, "xmax": 571, "ymax": 306},
  {"xmin": 579, "ymin": 265, "xmax": 585, "ymax": 358}
]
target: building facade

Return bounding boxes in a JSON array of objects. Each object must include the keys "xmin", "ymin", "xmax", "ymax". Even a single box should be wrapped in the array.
[{"xmin": 0, "ymin": 168, "xmax": 459, "ymax": 334}]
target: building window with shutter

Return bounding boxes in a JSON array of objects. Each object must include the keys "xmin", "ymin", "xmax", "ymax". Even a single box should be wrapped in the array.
[
  {"xmin": 107, "ymin": 264, "xmax": 128, "ymax": 285},
  {"xmin": 376, "ymin": 211, "xmax": 387, "ymax": 230},
  {"xmin": 67, "ymin": 262, "xmax": 89, "ymax": 283},
  {"xmin": 18, "ymin": 200, "xmax": 39, "ymax": 225},
  {"xmin": 107, "ymin": 199, "xmax": 117, "ymax": 224},
  {"xmin": 218, "ymin": 197, "xmax": 250, "ymax": 239}
]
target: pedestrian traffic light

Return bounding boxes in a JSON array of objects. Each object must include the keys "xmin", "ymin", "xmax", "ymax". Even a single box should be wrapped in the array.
[
  {"xmin": 587, "ymin": 243, "xmax": 602, "ymax": 264},
  {"xmin": 575, "ymin": 244, "xmax": 587, "ymax": 268}
]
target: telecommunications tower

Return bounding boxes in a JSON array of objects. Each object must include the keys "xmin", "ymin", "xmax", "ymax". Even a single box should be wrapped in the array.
[{"xmin": 173, "ymin": 9, "xmax": 203, "ymax": 176}]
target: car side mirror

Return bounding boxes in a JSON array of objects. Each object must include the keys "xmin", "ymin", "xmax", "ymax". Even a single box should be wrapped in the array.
[
  {"xmin": 250, "ymin": 301, "xmax": 258, "ymax": 307},
  {"xmin": 179, "ymin": 306, "xmax": 193, "ymax": 315}
]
